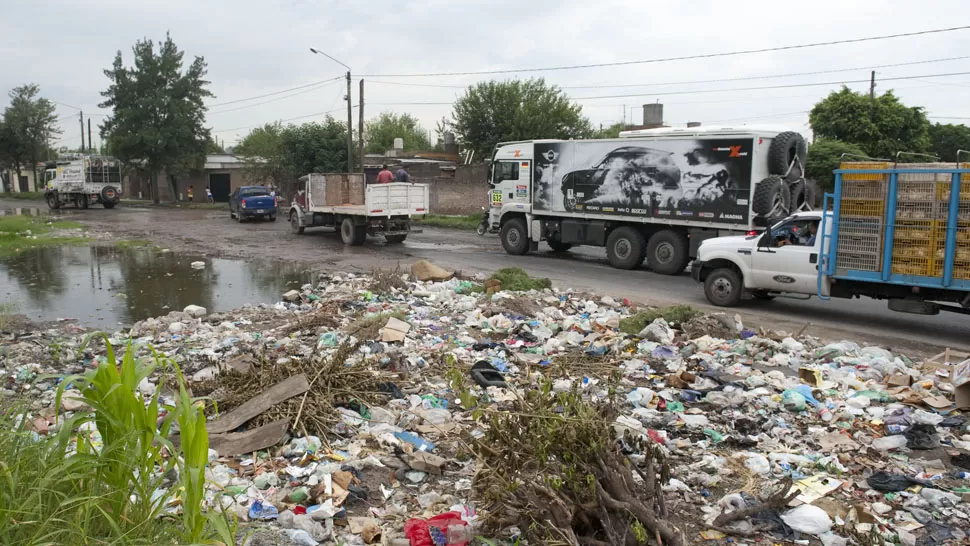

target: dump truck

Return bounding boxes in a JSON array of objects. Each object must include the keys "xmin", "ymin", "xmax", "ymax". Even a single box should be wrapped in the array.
[
  {"xmin": 288, "ymin": 173, "xmax": 429, "ymax": 245},
  {"xmin": 43, "ymin": 156, "xmax": 122, "ymax": 209},
  {"xmin": 692, "ymin": 162, "xmax": 970, "ymax": 315},
  {"xmin": 484, "ymin": 125, "xmax": 817, "ymax": 275}
]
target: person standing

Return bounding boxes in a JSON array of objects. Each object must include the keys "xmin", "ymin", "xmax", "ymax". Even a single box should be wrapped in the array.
[
  {"xmin": 376, "ymin": 164, "xmax": 395, "ymax": 184},
  {"xmin": 395, "ymin": 167, "xmax": 411, "ymax": 182},
  {"xmin": 205, "ymin": 186, "xmax": 214, "ymax": 203},
  {"xmin": 187, "ymin": 185, "xmax": 194, "ymax": 201}
]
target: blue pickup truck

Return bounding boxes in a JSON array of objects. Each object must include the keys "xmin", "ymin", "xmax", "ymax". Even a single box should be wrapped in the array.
[{"xmin": 229, "ymin": 186, "xmax": 278, "ymax": 222}]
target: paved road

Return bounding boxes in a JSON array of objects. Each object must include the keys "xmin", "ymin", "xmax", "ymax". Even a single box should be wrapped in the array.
[{"xmin": 4, "ymin": 198, "xmax": 969, "ymax": 353}]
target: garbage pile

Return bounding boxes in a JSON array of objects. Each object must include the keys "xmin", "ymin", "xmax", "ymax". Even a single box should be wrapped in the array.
[{"xmin": 3, "ymin": 263, "xmax": 970, "ymax": 545}]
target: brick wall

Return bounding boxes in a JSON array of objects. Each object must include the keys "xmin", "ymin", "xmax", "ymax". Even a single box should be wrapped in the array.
[
  {"xmin": 125, "ymin": 168, "xmax": 254, "ymax": 202},
  {"xmin": 416, "ymin": 163, "xmax": 488, "ymax": 215}
]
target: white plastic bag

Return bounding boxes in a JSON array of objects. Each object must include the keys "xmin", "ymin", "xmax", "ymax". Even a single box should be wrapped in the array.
[{"xmin": 780, "ymin": 505, "xmax": 832, "ymax": 535}]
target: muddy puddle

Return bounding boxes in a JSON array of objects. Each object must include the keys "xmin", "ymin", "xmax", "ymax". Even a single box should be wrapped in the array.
[
  {"xmin": 0, "ymin": 246, "xmax": 315, "ymax": 327},
  {"xmin": 0, "ymin": 207, "xmax": 44, "ymax": 217}
]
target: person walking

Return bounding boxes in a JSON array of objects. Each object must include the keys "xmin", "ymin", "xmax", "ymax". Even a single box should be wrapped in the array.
[
  {"xmin": 187, "ymin": 185, "xmax": 194, "ymax": 202},
  {"xmin": 205, "ymin": 186, "xmax": 214, "ymax": 203},
  {"xmin": 376, "ymin": 164, "xmax": 395, "ymax": 184},
  {"xmin": 395, "ymin": 167, "xmax": 412, "ymax": 182}
]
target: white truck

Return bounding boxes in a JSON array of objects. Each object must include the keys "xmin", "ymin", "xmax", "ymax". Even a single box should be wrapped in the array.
[
  {"xmin": 288, "ymin": 173, "xmax": 429, "ymax": 245},
  {"xmin": 485, "ymin": 126, "xmax": 817, "ymax": 274},
  {"xmin": 43, "ymin": 156, "xmax": 122, "ymax": 210}
]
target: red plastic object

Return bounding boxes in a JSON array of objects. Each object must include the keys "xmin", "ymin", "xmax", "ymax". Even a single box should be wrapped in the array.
[
  {"xmin": 403, "ymin": 511, "xmax": 468, "ymax": 546},
  {"xmin": 293, "ymin": 506, "xmax": 306, "ymax": 515}
]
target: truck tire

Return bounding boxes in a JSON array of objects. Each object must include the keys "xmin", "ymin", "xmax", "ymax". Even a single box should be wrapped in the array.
[
  {"xmin": 46, "ymin": 192, "xmax": 60, "ymax": 210},
  {"xmin": 606, "ymin": 227, "xmax": 645, "ymax": 270},
  {"xmin": 547, "ymin": 241, "xmax": 572, "ymax": 253},
  {"xmin": 705, "ymin": 268, "xmax": 743, "ymax": 307},
  {"xmin": 100, "ymin": 185, "xmax": 119, "ymax": 204},
  {"xmin": 646, "ymin": 230, "xmax": 689, "ymax": 275},
  {"xmin": 76, "ymin": 194, "xmax": 88, "ymax": 209},
  {"xmin": 103, "ymin": 201, "xmax": 116, "ymax": 209},
  {"xmin": 790, "ymin": 180, "xmax": 806, "ymax": 211},
  {"xmin": 341, "ymin": 217, "xmax": 365, "ymax": 246},
  {"xmin": 752, "ymin": 175, "xmax": 791, "ymax": 218},
  {"xmin": 290, "ymin": 211, "xmax": 304, "ymax": 234},
  {"xmin": 385, "ymin": 234, "xmax": 407, "ymax": 244},
  {"xmin": 767, "ymin": 131, "xmax": 807, "ymax": 179},
  {"xmin": 501, "ymin": 218, "xmax": 529, "ymax": 255}
]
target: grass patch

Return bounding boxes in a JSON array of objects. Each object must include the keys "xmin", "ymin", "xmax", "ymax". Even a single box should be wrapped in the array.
[
  {"xmin": 114, "ymin": 239, "xmax": 155, "ymax": 249},
  {"xmin": 0, "ymin": 216, "xmax": 89, "ymax": 256},
  {"xmin": 413, "ymin": 213, "xmax": 480, "ymax": 230},
  {"xmin": 488, "ymin": 267, "xmax": 552, "ymax": 292},
  {"xmin": 619, "ymin": 304, "xmax": 702, "ymax": 335},
  {"xmin": 0, "ymin": 191, "xmax": 44, "ymax": 200}
]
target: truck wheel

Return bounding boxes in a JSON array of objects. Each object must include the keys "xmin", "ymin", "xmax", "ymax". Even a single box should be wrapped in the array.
[
  {"xmin": 547, "ymin": 241, "xmax": 572, "ymax": 253},
  {"xmin": 290, "ymin": 212, "xmax": 304, "ymax": 234},
  {"xmin": 103, "ymin": 202, "xmax": 116, "ymax": 209},
  {"xmin": 606, "ymin": 227, "xmax": 645, "ymax": 270},
  {"xmin": 46, "ymin": 192, "xmax": 60, "ymax": 210},
  {"xmin": 501, "ymin": 218, "xmax": 529, "ymax": 255},
  {"xmin": 705, "ymin": 268, "xmax": 743, "ymax": 307},
  {"xmin": 100, "ymin": 185, "xmax": 119, "ymax": 204},
  {"xmin": 804, "ymin": 179, "xmax": 821, "ymax": 209},
  {"xmin": 789, "ymin": 180, "xmax": 806, "ymax": 211},
  {"xmin": 752, "ymin": 175, "xmax": 791, "ymax": 218},
  {"xmin": 646, "ymin": 230, "xmax": 689, "ymax": 275},
  {"xmin": 341, "ymin": 217, "xmax": 365, "ymax": 246},
  {"xmin": 385, "ymin": 234, "xmax": 407, "ymax": 244},
  {"xmin": 75, "ymin": 194, "xmax": 88, "ymax": 209},
  {"xmin": 767, "ymin": 131, "xmax": 807, "ymax": 179}
]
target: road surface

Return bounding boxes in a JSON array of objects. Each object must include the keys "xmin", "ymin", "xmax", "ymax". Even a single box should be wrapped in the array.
[{"xmin": 4, "ymin": 197, "xmax": 968, "ymax": 354}]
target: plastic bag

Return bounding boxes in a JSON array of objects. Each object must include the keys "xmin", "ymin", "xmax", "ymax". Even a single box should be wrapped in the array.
[
  {"xmin": 781, "ymin": 390, "xmax": 807, "ymax": 411},
  {"xmin": 626, "ymin": 387, "xmax": 656, "ymax": 408},
  {"xmin": 638, "ymin": 318, "xmax": 674, "ymax": 345},
  {"xmin": 871, "ymin": 435, "xmax": 908, "ymax": 451},
  {"xmin": 780, "ymin": 505, "xmax": 832, "ymax": 535},
  {"xmin": 404, "ymin": 511, "xmax": 469, "ymax": 546}
]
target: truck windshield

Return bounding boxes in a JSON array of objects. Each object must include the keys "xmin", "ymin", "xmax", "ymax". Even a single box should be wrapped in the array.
[{"xmin": 240, "ymin": 188, "xmax": 270, "ymax": 197}]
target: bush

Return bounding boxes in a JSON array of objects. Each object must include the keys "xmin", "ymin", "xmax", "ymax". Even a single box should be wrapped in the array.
[
  {"xmin": 619, "ymin": 304, "xmax": 701, "ymax": 335},
  {"xmin": 489, "ymin": 267, "xmax": 552, "ymax": 291}
]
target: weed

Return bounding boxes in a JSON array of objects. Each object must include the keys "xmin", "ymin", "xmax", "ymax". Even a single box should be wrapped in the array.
[
  {"xmin": 413, "ymin": 213, "xmax": 481, "ymax": 230},
  {"xmin": 345, "ymin": 310, "xmax": 407, "ymax": 340},
  {"xmin": 618, "ymin": 304, "xmax": 701, "ymax": 335},
  {"xmin": 0, "ymin": 216, "xmax": 88, "ymax": 256},
  {"xmin": 0, "ymin": 191, "xmax": 44, "ymax": 200},
  {"xmin": 368, "ymin": 264, "xmax": 409, "ymax": 293},
  {"xmin": 114, "ymin": 239, "xmax": 155, "ymax": 249},
  {"xmin": 488, "ymin": 267, "xmax": 552, "ymax": 292}
]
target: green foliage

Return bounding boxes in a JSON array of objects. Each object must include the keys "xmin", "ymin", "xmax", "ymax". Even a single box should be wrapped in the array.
[
  {"xmin": 280, "ymin": 118, "xmax": 349, "ymax": 175},
  {"xmin": 235, "ymin": 122, "xmax": 293, "ymax": 190},
  {"xmin": 806, "ymin": 139, "xmax": 868, "ymax": 193},
  {"xmin": 2, "ymin": 84, "xmax": 60, "ymax": 181},
  {"xmin": 809, "ymin": 87, "xmax": 930, "ymax": 159},
  {"xmin": 592, "ymin": 122, "xmax": 627, "ymax": 139},
  {"xmin": 618, "ymin": 304, "xmax": 701, "ymax": 335},
  {"xmin": 488, "ymin": 267, "xmax": 552, "ymax": 291},
  {"xmin": 99, "ymin": 33, "xmax": 213, "ymax": 203},
  {"xmin": 451, "ymin": 78, "xmax": 593, "ymax": 160},
  {"xmin": 413, "ymin": 213, "xmax": 481, "ymax": 230},
  {"xmin": 365, "ymin": 112, "xmax": 431, "ymax": 153},
  {"xmin": 0, "ymin": 191, "xmax": 44, "ymax": 199},
  {"xmin": 0, "ymin": 215, "xmax": 88, "ymax": 256},
  {"xmin": 928, "ymin": 123, "xmax": 970, "ymax": 163}
]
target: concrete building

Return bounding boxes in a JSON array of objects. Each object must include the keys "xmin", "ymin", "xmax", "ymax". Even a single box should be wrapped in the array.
[
  {"xmin": 125, "ymin": 154, "xmax": 264, "ymax": 202},
  {"xmin": 0, "ymin": 167, "xmax": 41, "ymax": 193}
]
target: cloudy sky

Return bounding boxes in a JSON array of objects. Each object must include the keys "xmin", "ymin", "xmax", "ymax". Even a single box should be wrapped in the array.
[{"xmin": 4, "ymin": 0, "xmax": 970, "ymax": 150}]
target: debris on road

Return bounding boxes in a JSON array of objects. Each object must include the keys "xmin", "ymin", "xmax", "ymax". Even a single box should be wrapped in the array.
[{"xmin": 3, "ymin": 261, "xmax": 970, "ymax": 545}]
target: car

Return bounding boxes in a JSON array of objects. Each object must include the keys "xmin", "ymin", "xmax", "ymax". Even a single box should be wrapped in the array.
[
  {"xmin": 229, "ymin": 186, "xmax": 278, "ymax": 222},
  {"xmin": 560, "ymin": 146, "xmax": 681, "ymax": 211}
]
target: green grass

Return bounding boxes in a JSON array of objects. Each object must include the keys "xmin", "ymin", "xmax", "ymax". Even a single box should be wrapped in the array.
[
  {"xmin": 414, "ymin": 213, "xmax": 481, "ymax": 230},
  {"xmin": 619, "ymin": 304, "xmax": 702, "ymax": 335},
  {"xmin": 489, "ymin": 267, "xmax": 552, "ymax": 292},
  {"xmin": 0, "ymin": 216, "xmax": 89, "ymax": 256},
  {"xmin": 122, "ymin": 200, "xmax": 229, "ymax": 210},
  {"xmin": 0, "ymin": 191, "xmax": 44, "ymax": 200},
  {"xmin": 114, "ymin": 239, "xmax": 155, "ymax": 249}
]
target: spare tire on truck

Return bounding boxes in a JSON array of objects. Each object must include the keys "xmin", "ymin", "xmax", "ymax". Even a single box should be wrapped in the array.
[
  {"xmin": 100, "ymin": 185, "xmax": 119, "ymax": 204},
  {"xmin": 789, "ymin": 180, "xmax": 806, "ymax": 211},
  {"xmin": 804, "ymin": 179, "xmax": 822, "ymax": 208},
  {"xmin": 752, "ymin": 175, "xmax": 791, "ymax": 219},
  {"xmin": 768, "ymin": 131, "xmax": 807, "ymax": 180}
]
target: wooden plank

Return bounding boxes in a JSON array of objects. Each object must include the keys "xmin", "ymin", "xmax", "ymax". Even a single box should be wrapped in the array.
[
  {"xmin": 208, "ymin": 419, "xmax": 290, "ymax": 456},
  {"xmin": 206, "ymin": 374, "xmax": 309, "ymax": 434}
]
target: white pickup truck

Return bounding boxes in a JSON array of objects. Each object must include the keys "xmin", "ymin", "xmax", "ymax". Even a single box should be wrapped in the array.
[{"xmin": 288, "ymin": 173, "xmax": 429, "ymax": 245}]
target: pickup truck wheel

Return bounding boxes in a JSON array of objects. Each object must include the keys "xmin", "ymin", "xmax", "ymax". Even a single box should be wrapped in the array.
[
  {"xmin": 606, "ymin": 227, "xmax": 645, "ymax": 270},
  {"xmin": 341, "ymin": 217, "xmax": 365, "ymax": 246},
  {"xmin": 290, "ymin": 212, "xmax": 304, "ymax": 234},
  {"xmin": 385, "ymin": 234, "xmax": 407, "ymax": 244},
  {"xmin": 646, "ymin": 230, "xmax": 689, "ymax": 275},
  {"xmin": 547, "ymin": 241, "xmax": 572, "ymax": 253},
  {"xmin": 500, "ymin": 218, "xmax": 529, "ymax": 255},
  {"xmin": 46, "ymin": 192, "xmax": 60, "ymax": 210},
  {"xmin": 705, "ymin": 268, "xmax": 743, "ymax": 307}
]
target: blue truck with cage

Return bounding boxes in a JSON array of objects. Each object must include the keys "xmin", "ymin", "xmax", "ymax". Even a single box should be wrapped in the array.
[{"xmin": 692, "ymin": 161, "xmax": 970, "ymax": 315}]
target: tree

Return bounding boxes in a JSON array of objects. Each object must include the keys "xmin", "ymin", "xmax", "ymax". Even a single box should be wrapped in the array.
[
  {"xmin": 365, "ymin": 112, "xmax": 431, "ymax": 153},
  {"xmin": 805, "ymin": 139, "xmax": 867, "ymax": 194},
  {"xmin": 592, "ymin": 122, "xmax": 627, "ymax": 139},
  {"xmin": 928, "ymin": 123, "xmax": 970, "ymax": 163},
  {"xmin": 3, "ymin": 84, "xmax": 60, "ymax": 187},
  {"xmin": 0, "ymin": 120, "xmax": 17, "ymax": 191},
  {"xmin": 809, "ymin": 87, "xmax": 930, "ymax": 160},
  {"xmin": 235, "ymin": 122, "xmax": 292, "ymax": 190},
  {"xmin": 451, "ymin": 78, "xmax": 592, "ymax": 160},
  {"xmin": 99, "ymin": 34, "xmax": 212, "ymax": 203}
]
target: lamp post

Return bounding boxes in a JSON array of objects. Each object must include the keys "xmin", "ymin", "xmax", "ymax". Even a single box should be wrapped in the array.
[{"xmin": 310, "ymin": 48, "xmax": 353, "ymax": 173}]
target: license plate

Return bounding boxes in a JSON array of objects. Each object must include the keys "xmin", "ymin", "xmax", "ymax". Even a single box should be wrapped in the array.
[{"xmin": 256, "ymin": 209, "xmax": 265, "ymax": 214}]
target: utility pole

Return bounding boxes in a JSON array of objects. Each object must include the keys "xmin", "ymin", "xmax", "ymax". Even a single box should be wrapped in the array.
[
  {"xmin": 79, "ymin": 111, "xmax": 86, "ymax": 152},
  {"xmin": 869, "ymin": 70, "xmax": 876, "ymax": 100},
  {"xmin": 88, "ymin": 119, "xmax": 93, "ymax": 154},
  {"xmin": 359, "ymin": 79, "xmax": 365, "ymax": 174},
  {"xmin": 346, "ymin": 71, "xmax": 353, "ymax": 173}
]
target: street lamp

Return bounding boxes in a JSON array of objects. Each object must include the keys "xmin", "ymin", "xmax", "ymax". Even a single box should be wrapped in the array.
[{"xmin": 310, "ymin": 47, "xmax": 353, "ymax": 173}]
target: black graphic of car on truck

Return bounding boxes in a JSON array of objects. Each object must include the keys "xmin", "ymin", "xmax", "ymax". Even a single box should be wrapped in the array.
[{"xmin": 560, "ymin": 146, "xmax": 681, "ymax": 211}]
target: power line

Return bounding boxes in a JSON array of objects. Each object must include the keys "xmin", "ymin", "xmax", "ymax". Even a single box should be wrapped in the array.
[
  {"xmin": 929, "ymin": 116, "xmax": 970, "ymax": 120},
  {"xmin": 206, "ymin": 75, "xmax": 343, "ymax": 108},
  {"xmin": 366, "ymin": 55, "xmax": 970, "ymax": 89},
  {"xmin": 212, "ymin": 104, "xmax": 358, "ymax": 133},
  {"xmin": 359, "ymin": 25, "xmax": 970, "ymax": 77},
  {"xmin": 208, "ymin": 79, "xmax": 342, "ymax": 115}
]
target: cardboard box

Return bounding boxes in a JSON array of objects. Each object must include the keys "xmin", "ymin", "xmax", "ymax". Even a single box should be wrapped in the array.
[
  {"xmin": 954, "ymin": 358, "xmax": 970, "ymax": 409},
  {"xmin": 887, "ymin": 374, "xmax": 914, "ymax": 387},
  {"xmin": 799, "ymin": 367, "xmax": 823, "ymax": 387}
]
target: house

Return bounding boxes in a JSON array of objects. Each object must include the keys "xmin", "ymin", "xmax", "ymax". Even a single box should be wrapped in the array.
[
  {"xmin": 124, "ymin": 154, "xmax": 265, "ymax": 202},
  {"xmin": 0, "ymin": 167, "xmax": 41, "ymax": 193}
]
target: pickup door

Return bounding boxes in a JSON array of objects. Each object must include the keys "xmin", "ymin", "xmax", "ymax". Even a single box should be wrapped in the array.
[{"xmin": 750, "ymin": 217, "xmax": 821, "ymax": 293}]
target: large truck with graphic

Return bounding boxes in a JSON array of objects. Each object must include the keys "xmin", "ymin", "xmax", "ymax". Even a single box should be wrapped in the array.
[
  {"xmin": 43, "ymin": 156, "xmax": 122, "ymax": 210},
  {"xmin": 484, "ymin": 126, "xmax": 817, "ymax": 274},
  {"xmin": 693, "ymin": 162, "xmax": 970, "ymax": 316}
]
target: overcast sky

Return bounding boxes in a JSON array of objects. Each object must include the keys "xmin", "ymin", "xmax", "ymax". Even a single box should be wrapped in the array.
[{"xmin": 4, "ymin": 0, "xmax": 970, "ymax": 150}]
